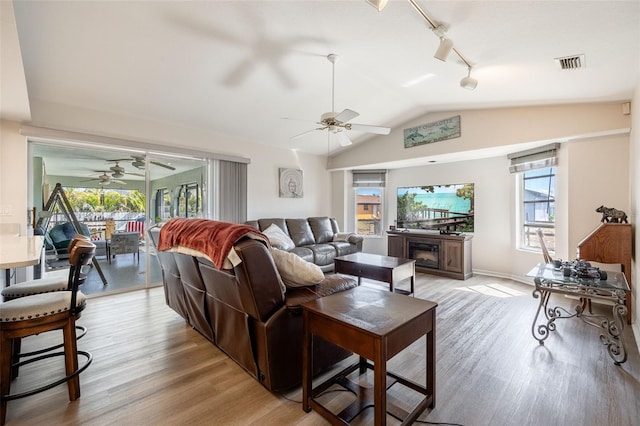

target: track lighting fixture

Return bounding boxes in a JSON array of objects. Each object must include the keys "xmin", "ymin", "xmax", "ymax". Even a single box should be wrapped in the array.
[
  {"xmin": 365, "ymin": 0, "xmax": 389, "ymax": 12},
  {"xmin": 460, "ymin": 67, "xmax": 478, "ymax": 90},
  {"xmin": 434, "ymin": 37, "xmax": 453, "ymax": 62}
]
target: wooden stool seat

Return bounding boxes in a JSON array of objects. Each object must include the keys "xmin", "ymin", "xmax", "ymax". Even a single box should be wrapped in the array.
[{"xmin": 0, "ymin": 240, "xmax": 95, "ymax": 425}]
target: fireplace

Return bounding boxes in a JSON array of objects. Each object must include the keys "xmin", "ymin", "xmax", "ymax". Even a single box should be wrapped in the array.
[{"xmin": 408, "ymin": 240, "xmax": 440, "ymax": 269}]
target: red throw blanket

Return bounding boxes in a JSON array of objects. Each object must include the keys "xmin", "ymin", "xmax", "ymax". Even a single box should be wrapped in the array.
[{"xmin": 157, "ymin": 218, "xmax": 266, "ymax": 269}]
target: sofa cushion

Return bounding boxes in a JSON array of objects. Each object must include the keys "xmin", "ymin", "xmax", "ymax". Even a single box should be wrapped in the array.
[
  {"xmin": 289, "ymin": 246, "xmax": 314, "ymax": 263},
  {"xmin": 309, "ymin": 217, "xmax": 334, "ymax": 244},
  {"xmin": 262, "ymin": 224, "xmax": 295, "ymax": 251},
  {"xmin": 329, "ymin": 241, "xmax": 358, "ymax": 257},
  {"xmin": 286, "ymin": 219, "xmax": 316, "ymax": 246},
  {"xmin": 306, "ymin": 243, "xmax": 337, "ymax": 266},
  {"xmin": 257, "ymin": 218, "xmax": 288, "ymax": 234},
  {"xmin": 270, "ymin": 247, "xmax": 324, "ymax": 288}
]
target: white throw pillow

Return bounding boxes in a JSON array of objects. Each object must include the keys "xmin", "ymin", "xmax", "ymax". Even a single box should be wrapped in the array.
[
  {"xmin": 263, "ymin": 224, "xmax": 296, "ymax": 251},
  {"xmin": 270, "ymin": 247, "xmax": 324, "ymax": 288}
]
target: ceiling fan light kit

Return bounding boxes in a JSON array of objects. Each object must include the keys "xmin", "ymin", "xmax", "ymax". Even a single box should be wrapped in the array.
[
  {"xmin": 366, "ymin": 0, "xmax": 389, "ymax": 12},
  {"xmin": 284, "ymin": 53, "xmax": 391, "ymax": 149}
]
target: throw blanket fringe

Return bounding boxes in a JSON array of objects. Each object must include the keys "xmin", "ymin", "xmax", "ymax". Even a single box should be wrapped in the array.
[{"xmin": 158, "ymin": 218, "xmax": 268, "ymax": 269}]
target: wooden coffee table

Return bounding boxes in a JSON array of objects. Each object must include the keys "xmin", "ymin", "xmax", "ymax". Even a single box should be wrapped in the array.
[
  {"xmin": 302, "ymin": 286, "xmax": 437, "ymax": 425},
  {"xmin": 334, "ymin": 252, "xmax": 416, "ymax": 295}
]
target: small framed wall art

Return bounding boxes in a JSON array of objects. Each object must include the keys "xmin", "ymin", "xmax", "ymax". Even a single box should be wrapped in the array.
[{"xmin": 279, "ymin": 168, "xmax": 303, "ymax": 198}]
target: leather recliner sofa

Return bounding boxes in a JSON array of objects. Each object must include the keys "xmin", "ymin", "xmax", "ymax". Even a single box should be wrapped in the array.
[
  {"xmin": 149, "ymin": 225, "xmax": 358, "ymax": 392},
  {"xmin": 246, "ymin": 217, "xmax": 363, "ymax": 272}
]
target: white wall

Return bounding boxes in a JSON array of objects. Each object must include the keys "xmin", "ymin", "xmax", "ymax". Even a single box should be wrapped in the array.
[
  {"xmin": 23, "ymin": 101, "xmax": 333, "ymax": 221},
  {"xmin": 630, "ymin": 85, "xmax": 639, "ymax": 337},
  {"xmin": 329, "ymin": 103, "xmax": 631, "ymax": 170},
  {"xmin": 0, "ymin": 120, "xmax": 28, "ymax": 233},
  {"xmin": 246, "ymin": 147, "xmax": 331, "ymax": 220},
  {"xmin": 331, "ymin": 104, "xmax": 632, "ymax": 282}
]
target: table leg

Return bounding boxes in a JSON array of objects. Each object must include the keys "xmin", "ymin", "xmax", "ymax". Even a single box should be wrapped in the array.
[
  {"xmin": 302, "ymin": 311, "xmax": 312, "ymax": 413},
  {"xmin": 531, "ymin": 284, "xmax": 555, "ymax": 344},
  {"xmin": 426, "ymin": 317, "xmax": 436, "ymax": 408},
  {"xmin": 410, "ymin": 273, "xmax": 415, "ymax": 296},
  {"xmin": 373, "ymin": 340, "xmax": 386, "ymax": 426},
  {"xmin": 600, "ymin": 301, "xmax": 628, "ymax": 365}
]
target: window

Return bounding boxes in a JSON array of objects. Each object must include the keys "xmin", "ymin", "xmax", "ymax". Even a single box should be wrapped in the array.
[
  {"xmin": 353, "ymin": 170, "xmax": 386, "ymax": 237},
  {"xmin": 356, "ymin": 188, "xmax": 383, "ymax": 236},
  {"xmin": 522, "ymin": 167, "xmax": 556, "ymax": 251},
  {"xmin": 175, "ymin": 182, "xmax": 202, "ymax": 218},
  {"xmin": 155, "ymin": 188, "xmax": 171, "ymax": 221}
]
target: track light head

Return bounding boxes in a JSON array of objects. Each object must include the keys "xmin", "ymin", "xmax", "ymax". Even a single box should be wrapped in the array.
[
  {"xmin": 365, "ymin": 0, "xmax": 389, "ymax": 12},
  {"xmin": 434, "ymin": 38, "xmax": 453, "ymax": 62},
  {"xmin": 460, "ymin": 67, "xmax": 478, "ymax": 90}
]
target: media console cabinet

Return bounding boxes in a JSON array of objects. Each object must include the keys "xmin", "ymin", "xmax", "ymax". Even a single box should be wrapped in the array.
[{"xmin": 387, "ymin": 230, "xmax": 473, "ymax": 280}]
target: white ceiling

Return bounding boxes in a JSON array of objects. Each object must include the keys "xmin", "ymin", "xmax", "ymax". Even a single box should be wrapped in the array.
[{"xmin": 8, "ymin": 0, "xmax": 640, "ymax": 172}]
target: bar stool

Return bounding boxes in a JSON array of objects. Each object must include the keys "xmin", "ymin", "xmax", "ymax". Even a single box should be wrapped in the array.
[
  {"xmin": 0, "ymin": 240, "xmax": 95, "ymax": 425},
  {"xmin": 1, "ymin": 235, "xmax": 91, "ymax": 301}
]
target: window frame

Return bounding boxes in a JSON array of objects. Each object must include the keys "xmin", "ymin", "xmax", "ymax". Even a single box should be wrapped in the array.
[
  {"xmin": 520, "ymin": 167, "xmax": 556, "ymax": 252},
  {"xmin": 354, "ymin": 187, "xmax": 384, "ymax": 238}
]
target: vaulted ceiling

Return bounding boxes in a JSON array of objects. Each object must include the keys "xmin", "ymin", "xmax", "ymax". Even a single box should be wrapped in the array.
[{"xmin": 5, "ymin": 0, "xmax": 640, "ymax": 160}]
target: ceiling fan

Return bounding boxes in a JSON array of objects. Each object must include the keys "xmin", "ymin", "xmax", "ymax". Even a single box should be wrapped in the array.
[
  {"xmin": 106, "ymin": 161, "xmax": 145, "ymax": 179},
  {"xmin": 82, "ymin": 172, "xmax": 126, "ymax": 186},
  {"xmin": 284, "ymin": 54, "xmax": 391, "ymax": 147},
  {"xmin": 107, "ymin": 156, "xmax": 176, "ymax": 171}
]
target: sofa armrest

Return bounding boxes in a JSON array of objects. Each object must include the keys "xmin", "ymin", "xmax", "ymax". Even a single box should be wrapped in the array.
[
  {"xmin": 348, "ymin": 234, "xmax": 364, "ymax": 251},
  {"xmin": 285, "ymin": 273, "xmax": 358, "ymax": 314}
]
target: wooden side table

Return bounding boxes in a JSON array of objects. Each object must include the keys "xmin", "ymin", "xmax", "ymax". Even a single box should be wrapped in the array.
[{"xmin": 302, "ymin": 286, "xmax": 437, "ymax": 425}]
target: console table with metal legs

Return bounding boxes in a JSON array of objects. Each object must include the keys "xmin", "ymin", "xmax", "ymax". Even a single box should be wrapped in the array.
[{"xmin": 527, "ymin": 263, "xmax": 629, "ymax": 365}]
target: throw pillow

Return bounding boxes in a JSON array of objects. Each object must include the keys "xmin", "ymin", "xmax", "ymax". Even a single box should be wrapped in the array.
[
  {"xmin": 263, "ymin": 224, "xmax": 295, "ymax": 251},
  {"xmin": 270, "ymin": 247, "xmax": 324, "ymax": 288}
]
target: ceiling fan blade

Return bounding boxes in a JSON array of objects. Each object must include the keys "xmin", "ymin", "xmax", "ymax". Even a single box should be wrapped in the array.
[
  {"xmin": 334, "ymin": 109, "xmax": 359, "ymax": 123},
  {"xmin": 149, "ymin": 160, "xmax": 176, "ymax": 170},
  {"xmin": 291, "ymin": 127, "xmax": 323, "ymax": 140},
  {"xmin": 349, "ymin": 123, "xmax": 391, "ymax": 135},
  {"xmin": 333, "ymin": 130, "xmax": 352, "ymax": 147},
  {"xmin": 111, "ymin": 179, "xmax": 127, "ymax": 185}
]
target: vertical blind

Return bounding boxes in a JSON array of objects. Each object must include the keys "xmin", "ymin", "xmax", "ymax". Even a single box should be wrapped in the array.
[{"xmin": 218, "ymin": 160, "xmax": 247, "ymax": 223}]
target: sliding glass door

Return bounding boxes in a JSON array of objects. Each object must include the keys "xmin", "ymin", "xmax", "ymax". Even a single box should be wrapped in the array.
[{"xmin": 29, "ymin": 142, "xmax": 208, "ymax": 295}]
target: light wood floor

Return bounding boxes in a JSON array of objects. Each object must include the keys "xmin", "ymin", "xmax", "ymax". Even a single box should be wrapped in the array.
[{"xmin": 4, "ymin": 273, "xmax": 640, "ymax": 425}]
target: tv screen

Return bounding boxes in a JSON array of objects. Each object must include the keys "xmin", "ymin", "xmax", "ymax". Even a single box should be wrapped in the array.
[{"xmin": 397, "ymin": 183, "xmax": 474, "ymax": 232}]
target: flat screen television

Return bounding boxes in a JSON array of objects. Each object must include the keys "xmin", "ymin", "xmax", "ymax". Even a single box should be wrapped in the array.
[{"xmin": 396, "ymin": 183, "xmax": 474, "ymax": 232}]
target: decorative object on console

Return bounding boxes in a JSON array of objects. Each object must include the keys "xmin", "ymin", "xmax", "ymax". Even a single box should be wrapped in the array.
[
  {"xmin": 279, "ymin": 168, "xmax": 303, "ymax": 198},
  {"xmin": 595, "ymin": 205, "xmax": 628, "ymax": 223},
  {"xmin": 404, "ymin": 115, "xmax": 461, "ymax": 148}
]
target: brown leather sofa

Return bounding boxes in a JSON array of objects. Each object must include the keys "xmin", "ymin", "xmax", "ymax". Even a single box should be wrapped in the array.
[
  {"xmin": 149, "ymin": 225, "xmax": 358, "ymax": 392},
  {"xmin": 246, "ymin": 217, "xmax": 363, "ymax": 272}
]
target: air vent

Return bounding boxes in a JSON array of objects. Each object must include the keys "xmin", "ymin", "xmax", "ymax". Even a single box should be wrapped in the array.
[{"xmin": 555, "ymin": 54, "xmax": 585, "ymax": 70}]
